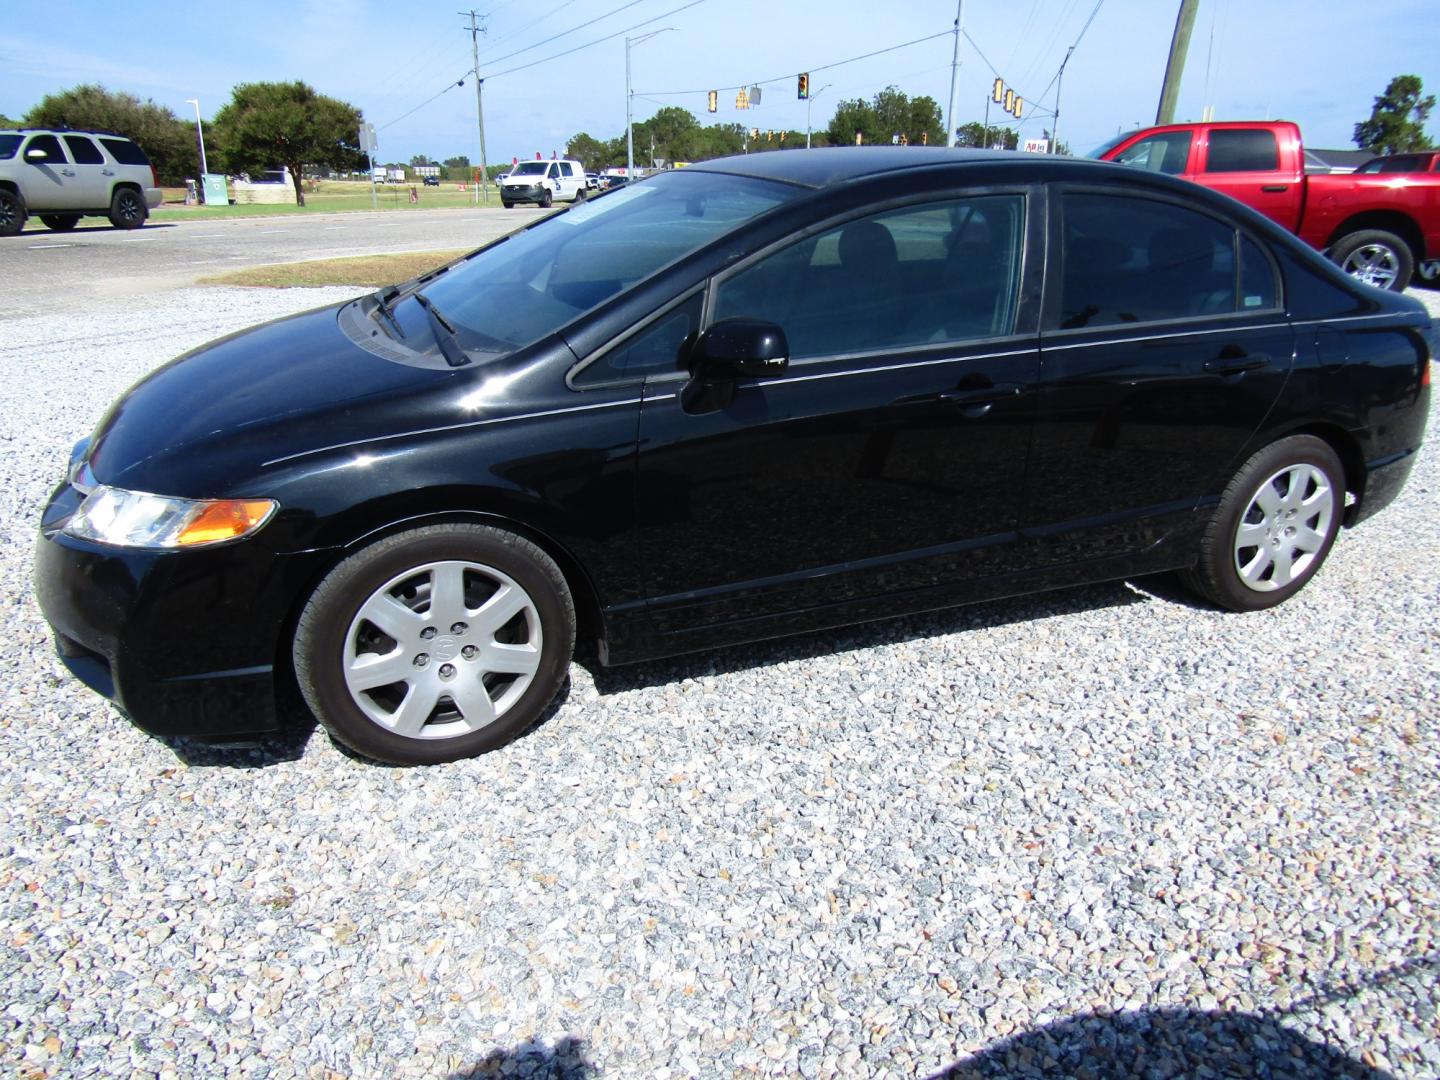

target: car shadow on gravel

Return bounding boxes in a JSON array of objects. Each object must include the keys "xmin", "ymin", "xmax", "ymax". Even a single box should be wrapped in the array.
[
  {"xmin": 447, "ymin": 1034, "xmax": 593, "ymax": 1078},
  {"xmin": 586, "ymin": 578, "xmax": 1158, "ymax": 694},
  {"xmin": 930, "ymin": 1006, "xmax": 1392, "ymax": 1079},
  {"xmin": 21, "ymin": 223, "xmax": 180, "ymax": 235}
]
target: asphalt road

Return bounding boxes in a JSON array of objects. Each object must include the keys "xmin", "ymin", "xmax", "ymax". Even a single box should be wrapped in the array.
[{"xmin": 0, "ymin": 206, "xmax": 546, "ymax": 319}]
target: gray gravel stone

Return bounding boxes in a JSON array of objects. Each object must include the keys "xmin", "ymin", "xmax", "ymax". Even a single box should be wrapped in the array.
[{"xmin": 0, "ymin": 284, "xmax": 1437, "ymax": 1077}]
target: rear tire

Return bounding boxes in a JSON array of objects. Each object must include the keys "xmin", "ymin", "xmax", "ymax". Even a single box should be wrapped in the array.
[
  {"xmin": 107, "ymin": 187, "xmax": 147, "ymax": 230},
  {"xmin": 502, "ymin": 200, "xmax": 514, "ymax": 209},
  {"xmin": 0, "ymin": 189, "xmax": 25, "ymax": 237},
  {"xmin": 574, "ymin": 186, "xmax": 587, "ymax": 203},
  {"xmin": 1181, "ymin": 435, "xmax": 1344, "ymax": 612},
  {"xmin": 293, "ymin": 523, "xmax": 575, "ymax": 765},
  {"xmin": 1330, "ymin": 229, "xmax": 1414, "ymax": 292},
  {"xmin": 40, "ymin": 215, "xmax": 79, "ymax": 231}
]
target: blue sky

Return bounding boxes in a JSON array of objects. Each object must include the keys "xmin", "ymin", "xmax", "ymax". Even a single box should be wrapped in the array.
[{"xmin": 3, "ymin": 0, "xmax": 1436, "ymax": 167}]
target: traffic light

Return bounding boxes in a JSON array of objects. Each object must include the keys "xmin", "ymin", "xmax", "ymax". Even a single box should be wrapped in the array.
[
  {"xmin": 750, "ymin": 127, "xmax": 760, "ymax": 141},
  {"xmin": 993, "ymin": 77, "xmax": 1004, "ymax": 104},
  {"xmin": 798, "ymin": 73, "xmax": 809, "ymax": 100},
  {"xmin": 1012, "ymin": 96, "xmax": 1023, "ymax": 119},
  {"xmin": 921, "ymin": 131, "xmax": 928, "ymax": 145},
  {"xmin": 735, "ymin": 88, "xmax": 750, "ymax": 110},
  {"xmin": 1004, "ymin": 89, "xmax": 1014, "ymax": 113},
  {"xmin": 766, "ymin": 130, "xmax": 774, "ymax": 143},
  {"xmin": 707, "ymin": 90, "xmax": 718, "ymax": 113}
]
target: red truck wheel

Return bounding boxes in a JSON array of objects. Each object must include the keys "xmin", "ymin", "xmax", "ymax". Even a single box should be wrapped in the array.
[{"xmin": 1331, "ymin": 229, "xmax": 1414, "ymax": 292}]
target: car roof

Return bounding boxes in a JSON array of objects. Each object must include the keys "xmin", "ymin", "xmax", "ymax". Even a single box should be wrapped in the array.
[{"xmin": 686, "ymin": 146, "xmax": 1095, "ymax": 189}]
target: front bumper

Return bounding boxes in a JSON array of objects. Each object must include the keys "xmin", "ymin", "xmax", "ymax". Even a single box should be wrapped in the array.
[
  {"xmin": 501, "ymin": 184, "xmax": 547, "ymax": 204},
  {"xmin": 33, "ymin": 479, "xmax": 329, "ymax": 739}
]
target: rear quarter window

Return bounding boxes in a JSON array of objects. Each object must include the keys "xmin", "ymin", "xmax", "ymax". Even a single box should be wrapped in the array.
[{"xmin": 99, "ymin": 138, "xmax": 151, "ymax": 167}]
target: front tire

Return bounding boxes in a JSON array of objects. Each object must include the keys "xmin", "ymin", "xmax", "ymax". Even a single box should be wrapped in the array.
[
  {"xmin": 107, "ymin": 187, "xmax": 147, "ymax": 230},
  {"xmin": 1181, "ymin": 435, "xmax": 1344, "ymax": 612},
  {"xmin": 40, "ymin": 214, "xmax": 79, "ymax": 231},
  {"xmin": 539, "ymin": 188, "xmax": 553, "ymax": 209},
  {"xmin": 1331, "ymin": 229, "xmax": 1414, "ymax": 292},
  {"xmin": 0, "ymin": 189, "xmax": 25, "ymax": 237},
  {"xmin": 293, "ymin": 524, "xmax": 575, "ymax": 765}
]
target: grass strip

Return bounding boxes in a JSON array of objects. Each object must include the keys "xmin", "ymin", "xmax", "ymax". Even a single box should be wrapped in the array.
[{"xmin": 199, "ymin": 250, "xmax": 470, "ymax": 288}]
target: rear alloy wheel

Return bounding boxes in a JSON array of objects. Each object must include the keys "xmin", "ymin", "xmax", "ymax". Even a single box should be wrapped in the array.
[
  {"xmin": 0, "ymin": 189, "xmax": 25, "ymax": 237},
  {"xmin": 1331, "ymin": 229, "xmax": 1413, "ymax": 292},
  {"xmin": 1181, "ymin": 435, "xmax": 1343, "ymax": 612},
  {"xmin": 40, "ymin": 215, "xmax": 79, "ymax": 232},
  {"xmin": 107, "ymin": 187, "xmax": 147, "ymax": 230},
  {"xmin": 294, "ymin": 524, "xmax": 575, "ymax": 764}
]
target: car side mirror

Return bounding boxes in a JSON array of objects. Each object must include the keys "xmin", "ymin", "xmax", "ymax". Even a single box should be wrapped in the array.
[
  {"xmin": 25, "ymin": 148, "xmax": 47, "ymax": 163},
  {"xmin": 682, "ymin": 318, "xmax": 789, "ymax": 413}
]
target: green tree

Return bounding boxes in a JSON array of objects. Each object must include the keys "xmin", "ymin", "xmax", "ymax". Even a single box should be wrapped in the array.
[
  {"xmin": 408, "ymin": 153, "xmax": 434, "ymax": 167},
  {"xmin": 1354, "ymin": 74, "xmax": 1435, "ymax": 154},
  {"xmin": 827, "ymin": 87, "xmax": 944, "ymax": 148},
  {"xmin": 24, "ymin": 84, "xmax": 193, "ymax": 183},
  {"xmin": 442, "ymin": 154, "xmax": 471, "ymax": 181},
  {"xmin": 954, "ymin": 121, "xmax": 1018, "ymax": 150},
  {"xmin": 0, "ymin": 113, "xmax": 19, "ymax": 129},
  {"xmin": 565, "ymin": 133, "xmax": 609, "ymax": 171},
  {"xmin": 633, "ymin": 106, "xmax": 702, "ymax": 165},
  {"xmin": 212, "ymin": 81, "xmax": 365, "ymax": 206}
]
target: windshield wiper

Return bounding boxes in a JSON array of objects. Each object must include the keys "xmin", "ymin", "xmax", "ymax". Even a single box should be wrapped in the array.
[
  {"xmin": 412, "ymin": 292, "xmax": 471, "ymax": 368},
  {"xmin": 372, "ymin": 288, "xmax": 405, "ymax": 339}
]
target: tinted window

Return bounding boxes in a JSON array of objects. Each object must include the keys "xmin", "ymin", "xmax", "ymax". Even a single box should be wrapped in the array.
[
  {"xmin": 0, "ymin": 134, "xmax": 21, "ymax": 160},
  {"xmin": 1058, "ymin": 193, "xmax": 1237, "ymax": 328},
  {"xmin": 1205, "ymin": 130, "xmax": 1279, "ymax": 173},
  {"xmin": 575, "ymin": 292, "xmax": 703, "ymax": 385},
  {"xmin": 1357, "ymin": 155, "xmax": 1424, "ymax": 174},
  {"xmin": 99, "ymin": 138, "xmax": 150, "ymax": 166},
  {"xmin": 1113, "ymin": 131, "xmax": 1192, "ymax": 175},
  {"xmin": 417, "ymin": 171, "xmax": 798, "ymax": 362},
  {"xmin": 714, "ymin": 195, "xmax": 1025, "ymax": 360},
  {"xmin": 24, "ymin": 134, "xmax": 66, "ymax": 163},
  {"xmin": 64, "ymin": 136, "xmax": 104, "ymax": 165},
  {"xmin": 511, "ymin": 161, "xmax": 548, "ymax": 176},
  {"xmin": 1239, "ymin": 237, "xmax": 1279, "ymax": 310},
  {"xmin": 558, "ymin": 162, "xmax": 574, "ymax": 177}
]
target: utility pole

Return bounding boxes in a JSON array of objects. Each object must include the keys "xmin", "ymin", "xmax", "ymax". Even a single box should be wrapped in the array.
[
  {"xmin": 943, "ymin": 0, "xmax": 964, "ymax": 147},
  {"xmin": 1156, "ymin": 0, "xmax": 1199, "ymax": 125},
  {"xmin": 1051, "ymin": 45, "xmax": 1076, "ymax": 154},
  {"xmin": 806, "ymin": 83, "xmax": 831, "ymax": 149},
  {"xmin": 626, "ymin": 29, "xmax": 674, "ymax": 181},
  {"xmin": 461, "ymin": 10, "xmax": 491, "ymax": 206}
]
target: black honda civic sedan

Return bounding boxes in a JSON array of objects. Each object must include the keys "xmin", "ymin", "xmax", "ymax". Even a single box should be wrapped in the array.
[{"xmin": 35, "ymin": 149, "xmax": 1433, "ymax": 764}]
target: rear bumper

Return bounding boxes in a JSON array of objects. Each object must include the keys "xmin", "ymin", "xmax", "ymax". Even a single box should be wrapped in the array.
[
  {"xmin": 144, "ymin": 187, "xmax": 163, "ymax": 210},
  {"xmin": 1349, "ymin": 447, "xmax": 1421, "ymax": 526}
]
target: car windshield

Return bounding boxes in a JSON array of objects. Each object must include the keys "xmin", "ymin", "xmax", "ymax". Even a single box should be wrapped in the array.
[
  {"xmin": 417, "ymin": 169, "xmax": 801, "ymax": 359},
  {"xmin": 0, "ymin": 133, "xmax": 21, "ymax": 160},
  {"xmin": 510, "ymin": 162, "xmax": 550, "ymax": 176},
  {"xmin": 1087, "ymin": 131, "xmax": 1138, "ymax": 159}
]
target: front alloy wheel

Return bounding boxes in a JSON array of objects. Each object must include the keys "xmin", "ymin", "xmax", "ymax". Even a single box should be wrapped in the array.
[{"xmin": 295, "ymin": 524, "xmax": 575, "ymax": 764}]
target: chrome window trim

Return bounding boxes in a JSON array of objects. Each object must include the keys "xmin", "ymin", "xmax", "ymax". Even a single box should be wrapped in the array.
[{"xmin": 566, "ymin": 284, "xmax": 708, "ymax": 391}]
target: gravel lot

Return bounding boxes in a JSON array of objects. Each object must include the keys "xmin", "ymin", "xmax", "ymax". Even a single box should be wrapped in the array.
[{"xmin": 1, "ymin": 286, "xmax": 1438, "ymax": 1078}]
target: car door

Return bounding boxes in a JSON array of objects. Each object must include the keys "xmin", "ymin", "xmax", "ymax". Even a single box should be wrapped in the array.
[
  {"xmin": 61, "ymin": 135, "xmax": 108, "ymax": 210},
  {"xmin": 19, "ymin": 134, "xmax": 80, "ymax": 209},
  {"xmin": 1197, "ymin": 127, "xmax": 1304, "ymax": 231},
  {"xmin": 1024, "ymin": 186, "xmax": 1294, "ymax": 566},
  {"xmin": 631, "ymin": 190, "xmax": 1042, "ymax": 638}
]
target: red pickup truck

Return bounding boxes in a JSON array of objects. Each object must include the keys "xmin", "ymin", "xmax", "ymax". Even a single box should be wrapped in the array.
[{"xmin": 1095, "ymin": 121, "xmax": 1440, "ymax": 291}]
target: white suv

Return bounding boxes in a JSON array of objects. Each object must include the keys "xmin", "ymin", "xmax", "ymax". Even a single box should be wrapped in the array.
[
  {"xmin": 499, "ymin": 159, "xmax": 588, "ymax": 209},
  {"xmin": 0, "ymin": 128, "xmax": 164, "ymax": 236}
]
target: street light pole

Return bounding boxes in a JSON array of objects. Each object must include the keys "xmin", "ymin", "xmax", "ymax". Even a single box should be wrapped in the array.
[
  {"xmin": 1051, "ymin": 45, "xmax": 1076, "ymax": 154},
  {"xmin": 806, "ymin": 83, "xmax": 832, "ymax": 149},
  {"xmin": 943, "ymin": 0, "xmax": 965, "ymax": 147},
  {"xmin": 183, "ymin": 98, "xmax": 208, "ymax": 176},
  {"xmin": 626, "ymin": 28, "xmax": 674, "ymax": 181}
]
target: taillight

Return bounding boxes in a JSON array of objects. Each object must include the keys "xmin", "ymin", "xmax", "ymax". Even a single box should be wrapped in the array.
[
  {"xmin": 1424, "ymin": 357, "xmax": 1432, "ymax": 388},
  {"xmin": 150, "ymin": 165, "xmax": 159, "ymax": 188}
]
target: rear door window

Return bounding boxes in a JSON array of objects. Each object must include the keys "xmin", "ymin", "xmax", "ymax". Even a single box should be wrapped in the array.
[
  {"xmin": 1205, "ymin": 129, "xmax": 1279, "ymax": 173},
  {"xmin": 1056, "ymin": 192, "xmax": 1240, "ymax": 328},
  {"xmin": 63, "ymin": 136, "xmax": 104, "ymax": 165}
]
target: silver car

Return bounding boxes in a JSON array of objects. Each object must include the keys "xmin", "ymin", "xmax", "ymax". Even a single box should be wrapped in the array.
[{"xmin": 0, "ymin": 128, "xmax": 164, "ymax": 236}]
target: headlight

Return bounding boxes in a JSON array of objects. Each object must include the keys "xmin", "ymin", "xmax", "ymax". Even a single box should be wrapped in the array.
[{"xmin": 64, "ymin": 486, "xmax": 278, "ymax": 549}]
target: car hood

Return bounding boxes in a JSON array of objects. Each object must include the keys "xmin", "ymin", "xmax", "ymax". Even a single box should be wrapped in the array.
[{"xmin": 84, "ymin": 301, "xmax": 531, "ymax": 498}]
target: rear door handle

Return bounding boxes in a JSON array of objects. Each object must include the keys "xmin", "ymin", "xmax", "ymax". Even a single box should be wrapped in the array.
[
  {"xmin": 101, "ymin": 168, "xmax": 115, "ymax": 176},
  {"xmin": 61, "ymin": 169, "xmax": 76, "ymax": 177},
  {"xmin": 1204, "ymin": 350, "xmax": 1270, "ymax": 376},
  {"xmin": 1260, "ymin": 184, "xmax": 1289, "ymax": 193}
]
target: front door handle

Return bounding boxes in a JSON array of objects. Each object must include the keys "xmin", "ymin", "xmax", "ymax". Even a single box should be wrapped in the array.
[
  {"xmin": 1260, "ymin": 184, "xmax": 1289, "ymax": 193},
  {"xmin": 935, "ymin": 382, "xmax": 1023, "ymax": 418},
  {"xmin": 101, "ymin": 168, "xmax": 115, "ymax": 176},
  {"xmin": 61, "ymin": 169, "xmax": 76, "ymax": 177},
  {"xmin": 1204, "ymin": 349, "xmax": 1270, "ymax": 376}
]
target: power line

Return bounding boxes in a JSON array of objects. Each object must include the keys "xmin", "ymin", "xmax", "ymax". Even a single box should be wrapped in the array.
[
  {"xmin": 481, "ymin": 0, "xmax": 648, "ymax": 67},
  {"xmin": 478, "ymin": 0, "xmax": 582, "ymax": 56},
  {"xmin": 636, "ymin": 28, "xmax": 952, "ymax": 96},
  {"xmin": 378, "ymin": 77, "xmax": 467, "ymax": 131},
  {"xmin": 485, "ymin": 0, "xmax": 707, "ymax": 79}
]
